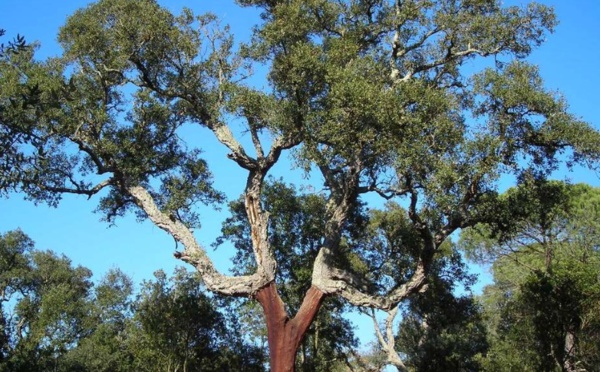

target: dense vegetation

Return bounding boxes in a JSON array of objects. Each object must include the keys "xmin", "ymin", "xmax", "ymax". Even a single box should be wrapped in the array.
[
  {"xmin": 0, "ymin": 230, "xmax": 265, "ymax": 372},
  {"xmin": 1, "ymin": 0, "xmax": 599, "ymax": 370},
  {"xmin": 2, "ymin": 182, "xmax": 599, "ymax": 371}
]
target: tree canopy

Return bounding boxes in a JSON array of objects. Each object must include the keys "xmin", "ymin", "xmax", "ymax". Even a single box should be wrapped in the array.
[{"xmin": 1, "ymin": 0, "xmax": 599, "ymax": 370}]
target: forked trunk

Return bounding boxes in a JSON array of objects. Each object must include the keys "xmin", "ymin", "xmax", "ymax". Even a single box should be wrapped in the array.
[{"xmin": 255, "ymin": 282, "xmax": 325, "ymax": 372}]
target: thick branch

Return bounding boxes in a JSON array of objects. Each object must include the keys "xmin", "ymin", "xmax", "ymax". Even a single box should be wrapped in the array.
[
  {"xmin": 312, "ymin": 247, "xmax": 429, "ymax": 310},
  {"xmin": 249, "ymin": 121, "xmax": 265, "ymax": 160},
  {"xmin": 255, "ymin": 282, "xmax": 326, "ymax": 370},
  {"xmin": 289, "ymin": 285, "xmax": 326, "ymax": 349},
  {"xmin": 255, "ymin": 281, "xmax": 288, "ymax": 328},
  {"xmin": 264, "ymin": 133, "xmax": 301, "ymax": 169},
  {"xmin": 244, "ymin": 170, "xmax": 277, "ymax": 280},
  {"xmin": 212, "ymin": 123, "xmax": 259, "ymax": 170},
  {"xmin": 128, "ymin": 185, "xmax": 269, "ymax": 295},
  {"xmin": 319, "ymin": 157, "xmax": 363, "ymax": 245}
]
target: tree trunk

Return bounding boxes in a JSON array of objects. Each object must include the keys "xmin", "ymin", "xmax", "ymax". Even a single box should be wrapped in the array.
[
  {"xmin": 563, "ymin": 330, "xmax": 577, "ymax": 372},
  {"xmin": 0, "ymin": 302, "xmax": 9, "ymax": 363},
  {"xmin": 255, "ymin": 282, "xmax": 325, "ymax": 372}
]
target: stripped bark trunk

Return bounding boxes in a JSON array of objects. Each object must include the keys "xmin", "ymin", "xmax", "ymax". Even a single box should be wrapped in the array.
[{"xmin": 255, "ymin": 282, "xmax": 325, "ymax": 372}]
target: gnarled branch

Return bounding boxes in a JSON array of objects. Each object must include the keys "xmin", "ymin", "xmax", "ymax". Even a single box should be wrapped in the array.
[{"xmin": 128, "ymin": 185, "xmax": 269, "ymax": 295}]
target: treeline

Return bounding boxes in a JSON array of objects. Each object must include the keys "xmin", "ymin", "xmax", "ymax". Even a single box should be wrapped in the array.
[
  {"xmin": 460, "ymin": 181, "xmax": 600, "ymax": 371},
  {"xmin": 0, "ymin": 233, "xmax": 264, "ymax": 372},
  {"xmin": 2, "ymin": 180, "xmax": 599, "ymax": 372}
]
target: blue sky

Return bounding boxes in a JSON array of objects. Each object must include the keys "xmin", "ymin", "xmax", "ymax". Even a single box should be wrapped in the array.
[{"xmin": 1, "ymin": 0, "xmax": 600, "ymax": 347}]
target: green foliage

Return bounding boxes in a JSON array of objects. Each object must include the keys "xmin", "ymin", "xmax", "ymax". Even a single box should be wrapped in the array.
[
  {"xmin": 2, "ymin": 0, "xmax": 597, "ymax": 229},
  {"xmin": 2, "ymin": 0, "xmax": 600, "ymax": 370},
  {"xmin": 1, "ymin": 0, "xmax": 225, "ymax": 224},
  {"xmin": 0, "ymin": 30, "xmax": 27, "ymax": 59},
  {"xmin": 461, "ymin": 183, "xmax": 600, "ymax": 371},
  {"xmin": 233, "ymin": 0, "xmax": 596, "ymax": 227},
  {"xmin": 0, "ymin": 231, "xmax": 265, "ymax": 372}
]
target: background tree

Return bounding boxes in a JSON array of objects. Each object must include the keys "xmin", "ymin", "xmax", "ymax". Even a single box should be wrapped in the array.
[
  {"xmin": 351, "ymin": 202, "xmax": 488, "ymax": 370},
  {"xmin": 0, "ymin": 230, "xmax": 33, "ymax": 371},
  {"xmin": 62, "ymin": 268, "xmax": 136, "ymax": 372},
  {"xmin": 2, "ymin": 0, "xmax": 600, "ymax": 370},
  {"xmin": 0, "ymin": 230, "xmax": 266, "ymax": 372},
  {"xmin": 461, "ymin": 182, "xmax": 600, "ymax": 371},
  {"xmin": 126, "ymin": 268, "xmax": 264, "ymax": 372},
  {"xmin": 0, "ymin": 230, "xmax": 93, "ymax": 372},
  {"xmin": 394, "ymin": 256, "xmax": 488, "ymax": 372}
]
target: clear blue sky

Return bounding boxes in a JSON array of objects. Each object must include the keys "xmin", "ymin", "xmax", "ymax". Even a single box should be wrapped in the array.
[{"xmin": 1, "ymin": 0, "xmax": 599, "ymax": 347}]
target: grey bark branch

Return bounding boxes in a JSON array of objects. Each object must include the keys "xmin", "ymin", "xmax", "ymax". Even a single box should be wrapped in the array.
[
  {"xmin": 370, "ymin": 307, "xmax": 407, "ymax": 371},
  {"xmin": 400, "ymin": 45, "xmax": 502, "ymax": 82},
  {"xmin": 264, "ymin": 134, "xmax": 301, "ymax": 169},
  {"xmin": 357, "ymin": 184, "xmax": 410, "ymax": 199},
  {"xmin": 311, "ymin": 157, "xmax": 431, "ymax": 309},
  {"xmin": 244, "ymin": 171, "xmax": 277, "ymax": 281},
  {"xmin": 390, "ymin": 0, "xmax": 505, "ymax": 84},
  {"xmin": 249, "ymin": 121, "xmax": 265, "ymax": 160},
  {"xmin": 210, "ymin": 122, "xmax": 258, "ymax": 170},
  {"xmin": 312, "ymin": 246, "xmax": 429, "ymax": 310},
  {"xmin": 128, "ymin": 185, "xmax": 269, "ymax": 295}
]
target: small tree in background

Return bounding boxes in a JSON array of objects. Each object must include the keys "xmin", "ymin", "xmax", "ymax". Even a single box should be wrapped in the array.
[{"xmin": 0, "ymin": 230, "xmax": 93, "ymax": 372}]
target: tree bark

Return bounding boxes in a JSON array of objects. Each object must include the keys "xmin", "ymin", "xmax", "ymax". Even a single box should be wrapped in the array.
[
  {"xmin": 0, "ymin": 302, "xmax": 8, "ymax": 364},
  {"xmin": 255, "ymin": 282, "xmax": 325, "ymax": 372},
  {"xmin": 563, "ymin": 330, "xmax": 577, "ymax": 372}
]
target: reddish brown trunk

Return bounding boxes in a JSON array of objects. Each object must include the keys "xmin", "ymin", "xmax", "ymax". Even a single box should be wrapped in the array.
[{"xmin": 255, "ymin": 282, "xmax": 325, "ymax": 372}]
